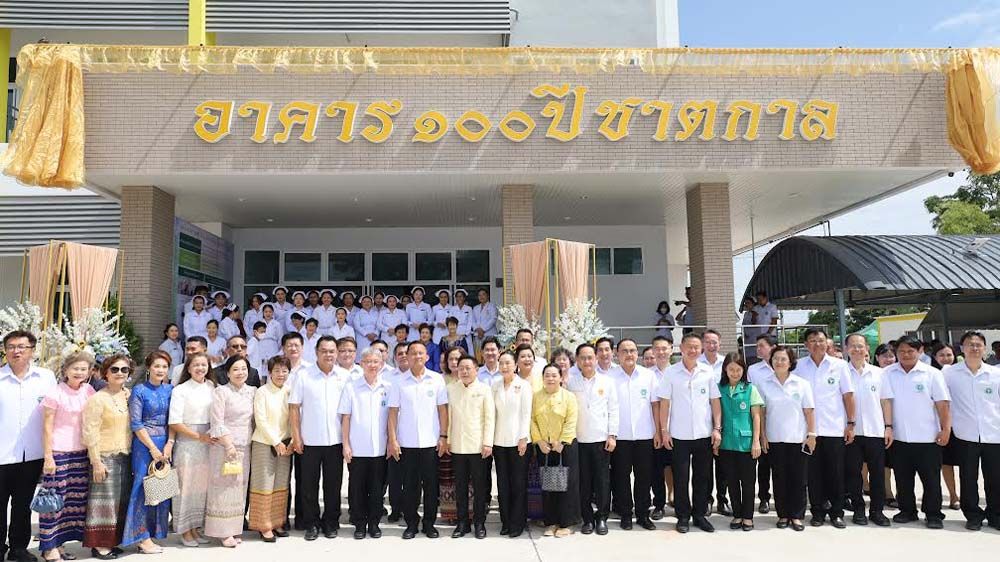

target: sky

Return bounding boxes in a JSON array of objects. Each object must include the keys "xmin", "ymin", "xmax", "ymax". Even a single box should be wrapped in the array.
[{"xmin": 678, "ymin": 0, "xmax": 994, "ymax": 321}]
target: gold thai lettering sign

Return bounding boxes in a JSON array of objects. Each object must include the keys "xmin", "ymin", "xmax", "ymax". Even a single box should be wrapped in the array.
[{"xmin": 193, "ymin": 83, "xmax": 838, "ymax": 144}]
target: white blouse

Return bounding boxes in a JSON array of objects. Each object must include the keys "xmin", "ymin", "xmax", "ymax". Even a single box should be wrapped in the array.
[
  {"xmin": 168, "ymin": 378, "xmax": 216, "ymax": 426},
  {"xmin": 492, "ymin": 376, "xmax": 533, "ymax": 447}
]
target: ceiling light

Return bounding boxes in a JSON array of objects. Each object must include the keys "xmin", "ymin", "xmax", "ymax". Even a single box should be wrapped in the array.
[
  {"xmin": 353, "ymin": 197, "xmax": 359, "ymax": 203},
  {"xmin": 580, "ymin": 195, "xmax": 588, "ymax": 200},
  {"xmin": 265, "ymin": 218, "xmax": 274, "ymax": 223},
  {"xmin": 563, "ymin": 216, "xmax": 572, "ymax": 221},
  {"xmin": 788, "ymin": 192, "xmax": 800, "ymax": 198},
  {"xmin": 365, "ymin": 217, "xmax": 373, "ymax": 223},
  {"xmin": 237, "ymin": 197, "xmax": 246, "ymax": 202},
  {"xmin": 469, "ymin": 196, "xmax": 477, "ymax": 201},
  {"xmin": 468, "ymin": 216, "xmax": 476, "ymax": 222}
]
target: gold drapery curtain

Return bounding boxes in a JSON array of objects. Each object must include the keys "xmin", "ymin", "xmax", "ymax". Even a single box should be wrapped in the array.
[
  {"xmin": 555, "ymin": 240, "xmax": 591, "ymax": 307},
  {"xmin": 65, "ymin": 242, "xmax": 118, "ymax": 319},
  {"xmin": 509, "ymin": 241, "xmax": 548, "ymax": 321},
  {"xmin": 4, "ymin": 44, "xmax": 1000, "ymax": 187},
  {"xmin": 27, "ymin": 243, "xmax": 62, "ymax": 312}
]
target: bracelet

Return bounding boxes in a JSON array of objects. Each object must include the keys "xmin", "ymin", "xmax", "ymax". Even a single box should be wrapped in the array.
[
  {"xmin": 846, "ymin": 421, "xmax": 856, "ymax": 426},
  {"xmin": 806, "ymin": 432, "xmax": 818, "ymax": 437},
  {"xmin": 439, "ymin": 434, "xmax": 448, "ymax": 439},
  {"xmin": 885, "ymin": 424, "xmax": 893, "ymax": 429}
]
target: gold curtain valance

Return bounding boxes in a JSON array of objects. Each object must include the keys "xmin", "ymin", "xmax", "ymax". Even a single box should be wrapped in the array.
[{"xmin": 4, "ymin": 44, "xmax": 1000, "ymax": 188}]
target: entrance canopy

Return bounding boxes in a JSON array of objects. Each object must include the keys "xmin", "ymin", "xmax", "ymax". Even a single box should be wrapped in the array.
[{"xmin": 744, "ymin": 235, "xmax": 1000, "ymax": 308}]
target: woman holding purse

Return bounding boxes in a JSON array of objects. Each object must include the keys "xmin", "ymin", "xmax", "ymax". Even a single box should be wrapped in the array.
[
  {"xmin": 122, "ymin": 351, "xmax": 175, "ymax": 553},
  {"xmin": 204, "ymin": 356, "xmax": 256, "ymax": 547},
  {"xmin": 530, "ymin": 364, "xmax": 580, "ymax": 538},
  {"xmin": 39, "ymin": 352, "xmax": 96, "ymax": 561},
  {"xmin": 82, "ymin": 355, "xmax": 134, "ymax": 559},
  {"xmin": 248, "ymin": 356, "xmax": 293, "ymax": 542}
]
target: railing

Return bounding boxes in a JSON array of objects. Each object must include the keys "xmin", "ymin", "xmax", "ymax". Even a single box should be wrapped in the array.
[{"xmin": 603, "ymin": 323, "xmax": 827, "ymax": 359}]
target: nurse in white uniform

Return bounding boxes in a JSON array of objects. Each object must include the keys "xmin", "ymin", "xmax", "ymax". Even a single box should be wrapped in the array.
[
  {"xmin": 379, "ymin": 294, "xmax": 407, "ymax": 343},
  {"xmin": 219, "ymin": 303, "xmax": 243, "ymax": 341},
  {"xmin": 341, "ymin": 291, "xmax": 359, "ymax": 324},
  {"xmin": 431, "ymin": 289, "xmax": 453, "ymax": 343},
  {"xmin": 405, "ymin": 287, "xmax": 432, "ymax": 342},
  {"xmin": 353, "ymin": 295, "xmax": 380, "ymax": 356},
  {"xmin": 183, "ymin": 294, "xmax": 211, "ymax": 339},
  {"xmin": 271, "ymin": 286, "xmax": 293, "ymax": 326},
  {"xmin": 208, "ymin": 290, "xmax": 230, "ymax": 322},
  {"xmin": 330, "ymin": 307, "xmax": 357, "ymax": 341},
  {"xmin": 243, "ymin": 293, "xmax": 267, "ymax": 335},
  {"xmin": 285, "ymin": 290, "xmax": 312, "ymax": 333},
  {"xmin": 312, "ymin": 289, "xmax": 338, "ymax": 336},
  {"xmin": 257, "ymin": 303, "xmax": 282, "ymax": 364},
  {"xmin": 470, "ymin": 288, "xmax": 497, "ymax": 352},
  {"xmin": 305, "ymin": 290, "xmax": 320, "ymax": 315},
  {"xmin": 451, "ymin": 289, "xmax": 474, "ymax": 352}
]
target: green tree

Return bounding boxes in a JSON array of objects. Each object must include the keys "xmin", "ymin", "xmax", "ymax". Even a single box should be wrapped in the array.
[
  {"xmin": 807, "ymin": 306, "xmax": 926, "ymax": 340},
  {"xmin": 924, "ymin": 171, "xmax": 1000, "ymax": 234}
]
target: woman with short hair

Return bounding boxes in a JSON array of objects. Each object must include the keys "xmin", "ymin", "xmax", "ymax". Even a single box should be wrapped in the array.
[
  {"xmin": 531, "ymin": 364, "xmax": 580, "ymax": 537},
  {"xmin": 492, "ymin": 351, "xmax": 532, "ymax": 538},
  {"xmin": 248, "ymin": 356, "xmax": 293, "ymax": 542},
  {"xmin": 39, "ymin": 352, "xmax": 96, "ymax": 561}
]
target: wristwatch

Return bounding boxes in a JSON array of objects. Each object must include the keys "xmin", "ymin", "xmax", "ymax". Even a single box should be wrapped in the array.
[
  {"xmin": 846, "ymin": 421, "xmax": 856, "ymax": 426},
  {"xmin": 885, "ymin": 424, "xmax": 893, "ymax": 429}
]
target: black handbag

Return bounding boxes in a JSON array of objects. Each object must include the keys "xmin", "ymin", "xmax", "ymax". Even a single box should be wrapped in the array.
[{"xmin": 539, "ymin": 451, "xmax": 569, "ymax": 492}]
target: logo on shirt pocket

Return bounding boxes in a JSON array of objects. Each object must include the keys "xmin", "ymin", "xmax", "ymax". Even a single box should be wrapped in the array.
[
  {"xmin": 915, "ymin": 383, "xmax": 925, "ymax": 393},
  {"xmin": 870, "ymin": 385, "xmax": 877, "ymax": 392},
  {"xmin": 381, "ymin": 400, "xmax": 387, "ymax": 407},
  {"xmin": 640, "ymin": 389, "xmax": 648, "ymax": 398},
  {"xmin": 597, "ymin": 388, "xmax": 604, "ymax": 396},
  {"xmin": 700, "ymin": 387, "xmax": 707, "ymax": 395},
  {"xmin": 986, "ymin": 387, "xmax": 994, "ymax": 396},
  {"xmin": 739, "ymin": 401, "xmax": 747, "ymax": 410},
  {"xmin": 792, "ymin": 392, "xmax": 801, "ymax": 400},
  {"xmin": 827, "ymin": 377, "xmax": 836, "ymax": 385}
]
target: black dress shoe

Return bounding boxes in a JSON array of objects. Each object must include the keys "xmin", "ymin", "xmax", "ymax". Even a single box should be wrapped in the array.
[
  {"xmin": 596, "ymin": 519, "xmax": 609, "ymax": 535},
  {"xmin": 776, "ymin": 519, "xmax": 789, "ymax": 529},
  {"xmin": 509, "ymin": 528, "xmax": 523, "ymax": 538},
  {"xmin": 368, "ymin": 525, "xmax": 382, "ymax": 539},
  {"xmin": 88, "ymin": 549, "xmax": 116, "ymax": 561},
  {"xmin": 474, "ymin": 524, "xmax": 487, "ymax": 539},
  {"xmin": 893, "ymin": 512, "xmax": 918, "ymax": 524},
  {"xmin": 304, "ymin": 527, "xmax": 320, "ymax": 541},
  {"xmin": 966, "ymin": 520, "xmax": 984, "ymax": 531},
  {"xmin": 884, "ymin": 498, "xmax": 899, "ymax": 509},
  {"xmin": 500, "ymin": 526, "xmax": 509, "ymax": 535},
  {"xmin": 259, "ymin": 532, "xmax": 277, "ymax": 543},
  {"xmin": 791, "ymin": 521, "xmax": 805, "ymax": 532},
  {"xmin": 871, "ymin": 513, "xmax": 891, "ymax": 527},
  {"xmin": 758, "ymin": 500, "xmax": 771, "ymax": 514},
  {"xmin": 451, "ymin": 526, "xmax": 466, "ymax": 538},
  {"xmin": 402, "ymin": 526, "xmax": 418, "ymax": 540},
  {"xmin": 852, "ymin": 513, "xmax": 869, "ymax": 525},
  {"xmin": 650, "ymin": 508, "xmax": 665, "ymax": 521},
  {"xmin": 274, "ymin": 527, "xmax": 289, "ymax": 538},
  {"xmin": 676, "ymin": 519, "xmax": 690, "ymax": 533},
  {"xmin": 354, "ymin": 527, "xmax": 366, "ymax": 540},
  {"xmin": 619, "ymin": 518, "xmax": 633, "ymax": 530},
  {"xmin": 423, "ymin": 525, "xmax": 440, "ymax": 538},
  {"xmin": 926, "ymin": 518, "xmax": 944, "ymax": 530},
  {"xmin": 323, "ymin": 525, "xmax": 338, "ymax": 539},
  {"xmin": 810, "ymin": 515, "xmax": 825, "ymax": 527},
  {"xmin": 693, "ymin": 516, "xmax": 715, "ymax": 533},
  {"xmin": 831, "ymin": 517, "xmax": 847, "ymax": 529},
  {"xmin": 638, "ymin": 518, "xmax": 657, "ymax": 531},
  {"xmin": 730, "ymin": 519, "xmax": 742, "ymax": 530},
  {"xmin": 109, "ymin": 549, "xmax": 123, "ymax": 557},
  {"xmin": 581, "ymin": 522, "xmax": 594, "ymax": 535},
  {"xmin": 717, "ymin": 499, "xmax": 733, "ymax": 517}
]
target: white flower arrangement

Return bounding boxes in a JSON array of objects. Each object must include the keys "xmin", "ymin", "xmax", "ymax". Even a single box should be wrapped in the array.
[
  {"xmin": 39, "ymin": 307, "xmax": 130, "ymax": 372},
  {"xmin": 552, "ymin": 298, "xmax": 609, "ymax": 352},
  {"xmin": 496, "ymin": 303, "xmax": 548, "ymax": 357}
]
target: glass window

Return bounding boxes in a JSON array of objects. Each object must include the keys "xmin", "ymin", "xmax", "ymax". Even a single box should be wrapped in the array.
[
  {"xmin": 244, "ymin": 251, "xmax": 279, "ymax": 284},
  {"xmin": 328, "ymin": 252, "xmax": 364, "ymax": 282},
  {"xmin": 456, "ymin": 250, "xmax": 490, "ymax": 283},
  {"xmin": 372, "ymin": 253, "xmax": 408, "ymax": 281},
  {"xmin": 416, "ymin": 252, "xmax": 452, "ymax": 281},
  {"xmin": 590, "ymin": 248, "xmax": 611, "ymax": 276},
  {"xmin": 613, "ymin": 248, "xmax": 643, "ymax": 275},
  {"xmin": 284, "ymin": 253, "xmax": 321, "ymax": 281}
]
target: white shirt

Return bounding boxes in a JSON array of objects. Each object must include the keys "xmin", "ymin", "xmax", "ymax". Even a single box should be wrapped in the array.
[
  {"xmin": 312, "ymin": 306, "xmax": 337, "ymax": 335},
  {"xmin": 285, "ymin": 359, "xmax": 313, "ymax": 389},
  {"xmin": 491, "ymin": 376, "xmax": 533, "ymax": 447},
  {"xmin": 608, "ymin": 364, "xmax": 658, "ymax": 441},
  {"xmin": 158, "ymin": 339, "xmax": 184, "ymax": 369},
  {"xmin": 848, "ymin": 362, "xmax": 893, "ymax": 438},
  {"xmin": 431, "ymin": 304, "xmax": 453, "ymax": 343},
  {"xmin": 330, "ymin": 323, "xmax": 355, "ymax": 341},
  {"xmin": 748, "ymin": 361, "xmax": 774, "ymax": 387},
  {"xmin": 0, "ymin": 364, "xmax": 57, "ymax": 464},
  {"xmin": 387, "ymin": 369, "xmax": 448, "ymax": 448},
  {"xmin": 567, "ymin": 371, "xmax": 620, "ymax": 443},
  {"xmin": 405, "ymin": 302, "xmax": 432, "ymax": 341},
  {"xmin": 183, "ymin": 309, "xmax": 211, "ymax": 338},
  {"xmin": 301, "ymin": 333, "xmax": 321, "ymax": 364},
  {"xmin": 759, "ymin": 374, "xmax": 815, "ymax": 443},
  {"xmin": 288, "ymin": 364, "xmax": 349, "ymax": 447},
  {"xmin": 477, "ymin": 364, "xmax": 500, "ymax": 386},
  {"xmin": 169, "ymin": 364, "xmax": 186, "ymax": 386},
  {"xmin": 338, "ymin": 375, "xmax": 392, "ymax": 457},
  {"xmin": 243, "ymin": 307, "xmax": 263, "ymax": 335},
  {"xmin": 219, "ymin": 317, "xmax": 242, "ymax": 342},
  {"xmin": 168, "ymin": 378, "xmax": 215, "ymax": 425},
  {"xmin": 353, "ymin": 308, "xmax": 381, "ymax": 343},
  {"xmin": 752, "ymin": 302, "xmax": 779, "ymax": 332},
  {"xmin": 657, "ymin": 360, "xmax": 721, "ymax": 440},
  {"xmin": 698, "ymin": 353, "xmax": 725, "ymax": 377},
  {"xmin": 378, "ymin": 308, "xmax": 407, "ymax": 341},
  {"xmin": 284, "ymin": 307, "xmax": 312, "ymax": 333},
  {"xmin": 793, "ymin": 354, "xmax": 854, "ymax": 437},
  {"xmin": 944, "ymin": 361, "xmax": 1000, "ymax": 444},
  {"xmin": 470, "ymin": 302, "xmax": 498, "ymax": 336},
  {"xmin": 206, "ymin": 335, "xmax": 226, "ymax": 367},
  {"xmin": 885, "ymin": 361, "xmax": 950, "ymax": 443}
]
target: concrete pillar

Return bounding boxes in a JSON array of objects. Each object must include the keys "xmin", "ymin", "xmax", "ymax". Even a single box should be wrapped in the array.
[
  {"xmin": 685, "ymin": 182, "xmax": 737, "ymax": 351},
  {"xmin": 501, "ymin": 184, "xmax": 534, "ymax": 305},
  {"xmin": 120, "ymin": 186, "xmax": 175, "ymax": 358}
]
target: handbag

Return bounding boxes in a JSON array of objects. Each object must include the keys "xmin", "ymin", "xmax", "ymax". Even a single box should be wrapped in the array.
[
  {"xmin": 142, "ymin": 460, "xmax": 180, "ymax": 506},
  {"xmin": 30, "ymin": 487, "xmax": 64, "ymax": 514},
  {"xmin": 222, "ymin": 450, "xmax": 244, "ymax": 476},
  {"xmin": 539, "ymin": 450, "xmax": 569, "ymax": 492}
]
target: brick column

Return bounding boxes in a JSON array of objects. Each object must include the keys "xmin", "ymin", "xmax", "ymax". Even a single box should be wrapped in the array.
[
  {"xmin": 501, "ymin": 184, "xmax": 535, "ymax": 304},
  {"xmin": 685, "ymin": 183, "xmax": 737, "ymax": 351},
  {"xmin": 120, "ymin": 186, "xmax": 175, "ymax": 358}
]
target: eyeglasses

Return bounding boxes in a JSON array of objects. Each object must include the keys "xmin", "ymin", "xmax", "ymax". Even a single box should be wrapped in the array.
[
  {"xmin": 109, "ymin": 366, "xmax": 131, "ymax": 374},
  {"xmin": 4, "ymin": 344, "xmax": 34, "ymax": 352},
  {"xmin": 229, "ymin": 344, "xmax": 248, "ymax": 349}
]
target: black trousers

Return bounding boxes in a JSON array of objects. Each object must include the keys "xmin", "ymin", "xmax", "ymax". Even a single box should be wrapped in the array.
[
  {"xmin": 954, "ymin": 438, "xmax": 1000, "ymax": 525},
  {"xmin": 711, "ymin": 455, "xmax": 728, "ymax": 504},
  {"xmin": 650, "ymin": 447, "xmax": 671, "ymax": 509},
  {"xmin": 0, "ymin": 459, "xmax": 42, "ymax": 555},
  {"xmin": 400, "ymin": 447, "xmax": 439, "ymax": 528},
  {"xmin": 610, "ymin": 439, "xmax": 653, "ymax": 521},
  {"xmin": 385, "ymin": 456, "xmax": 404, "ymax": 514},
  {"xmin": 671, "ymin": 437, "xmax": 712, "ymax": 520},
  {"xmin": 769, "ymin": 442, "xmax": 808, "ymax": 519},
  {"xmin": 578, "ymin": 441, "xmax": 611, "ymax": 524},
  {"xmin": 494, "ymin": 446, "xmax": 527, "ymax": 532},
  {"xmin": 757, "ymin": 450, "xmax": 772, "ymax": 502},
  {"xmin": 287, "ymin": 453, "xmax": 303, "ymax": 525},
  {"xmin": 846, "ymin": 436, "xmax": 886, "ymax": 516},
  {"xmin": 452, "ymin": 453, "xmax": 488, "ymax": 525},
  {"xmin": 348, "ymin": 456, "xmax": 387, "ymax": 527},
  {"xmin": 892, "ymin": 441, "xmax": 944, "ymax": 521},
  {"xmin": 807, "ymin": 436, "xmax": 845, "ymax": 518},
  {"xmin": 719, "ymin": 450, "xmax": 756, "ymax": 519},
  {"xmin": 540, "ymin": 444, "xmax": 581, "ymax": 528},
  {"xmin": 300, "ymin": 444, "xmax": 344, "ymax": 530}
]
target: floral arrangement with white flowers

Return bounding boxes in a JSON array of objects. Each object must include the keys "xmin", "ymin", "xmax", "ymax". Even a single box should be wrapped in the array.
[
  {"xmin": 552, "ymin": 298, "xmax": 609, "ymax": 352},
  {"xmin": 496, "ymin": 303, "xmax": 548, "ymax": 357},
  {"xmin": 40, "ymin": 307, "xmax": 130, "ymax": 371}
]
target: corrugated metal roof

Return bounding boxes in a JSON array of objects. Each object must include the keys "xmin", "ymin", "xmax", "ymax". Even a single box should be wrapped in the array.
[
  {"xmin": 0, "ymin": 195, "xmax": 120, "ymax": 256},
  {"xmin": 744, "ymin": 235, "xmax": 1000, "ymax": 307},
  {"xmin": 0, "ymin": 1, "xmax": 188, "ymax": 30}
]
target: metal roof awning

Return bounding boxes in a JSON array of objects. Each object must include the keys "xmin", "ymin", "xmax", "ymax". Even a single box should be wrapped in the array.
[{"xmin": 743, "ymin": 235, "xmax": 1000, "ymax": 309}]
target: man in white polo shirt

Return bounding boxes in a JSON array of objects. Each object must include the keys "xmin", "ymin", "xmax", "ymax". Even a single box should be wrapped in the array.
[
  {"xmin": 943, "ymin": 330, "xmax": 1000, "ymax": 531},
  {"xmin": 648, "ymin": 335, "xmax": 674, "ymax": 520},
  {"xmin": 289, "ymin": 335, "xmax": 349, "ymax": 541},
  {"xmin": 885, "ymin": 335, "xmax": 951, "ymax": 529},
  {"xmin": 0, "ymin": 331, "xmax": 57, "ymax": 562},
  {"xmin": 477, "ymin": 337, "xmax": 501, "ymax": 385},
  {"xmin": 339, "ymin": 346, "xmax": 392, "ymax": 540},
  {"xmin": 658, "ymin": 333, "xmax": 722, "ymax": 534},
  {"xmin": 567, "ymin": 343, "xmax": 619, "ymax": 536},
  {"xmin": 844, "ymin": 333, "xmax": 894, "ymax": 527},
  {"xmin": 279, "ymin": 331, "xmax": 313, "ymax": 530},
  {"xmin": 793, "ymin": 328, "xmax": 856, "ymax": 529},
  {"xmin": 387, "ymin": 341, "xmax": 449, "ymax": 540}
]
